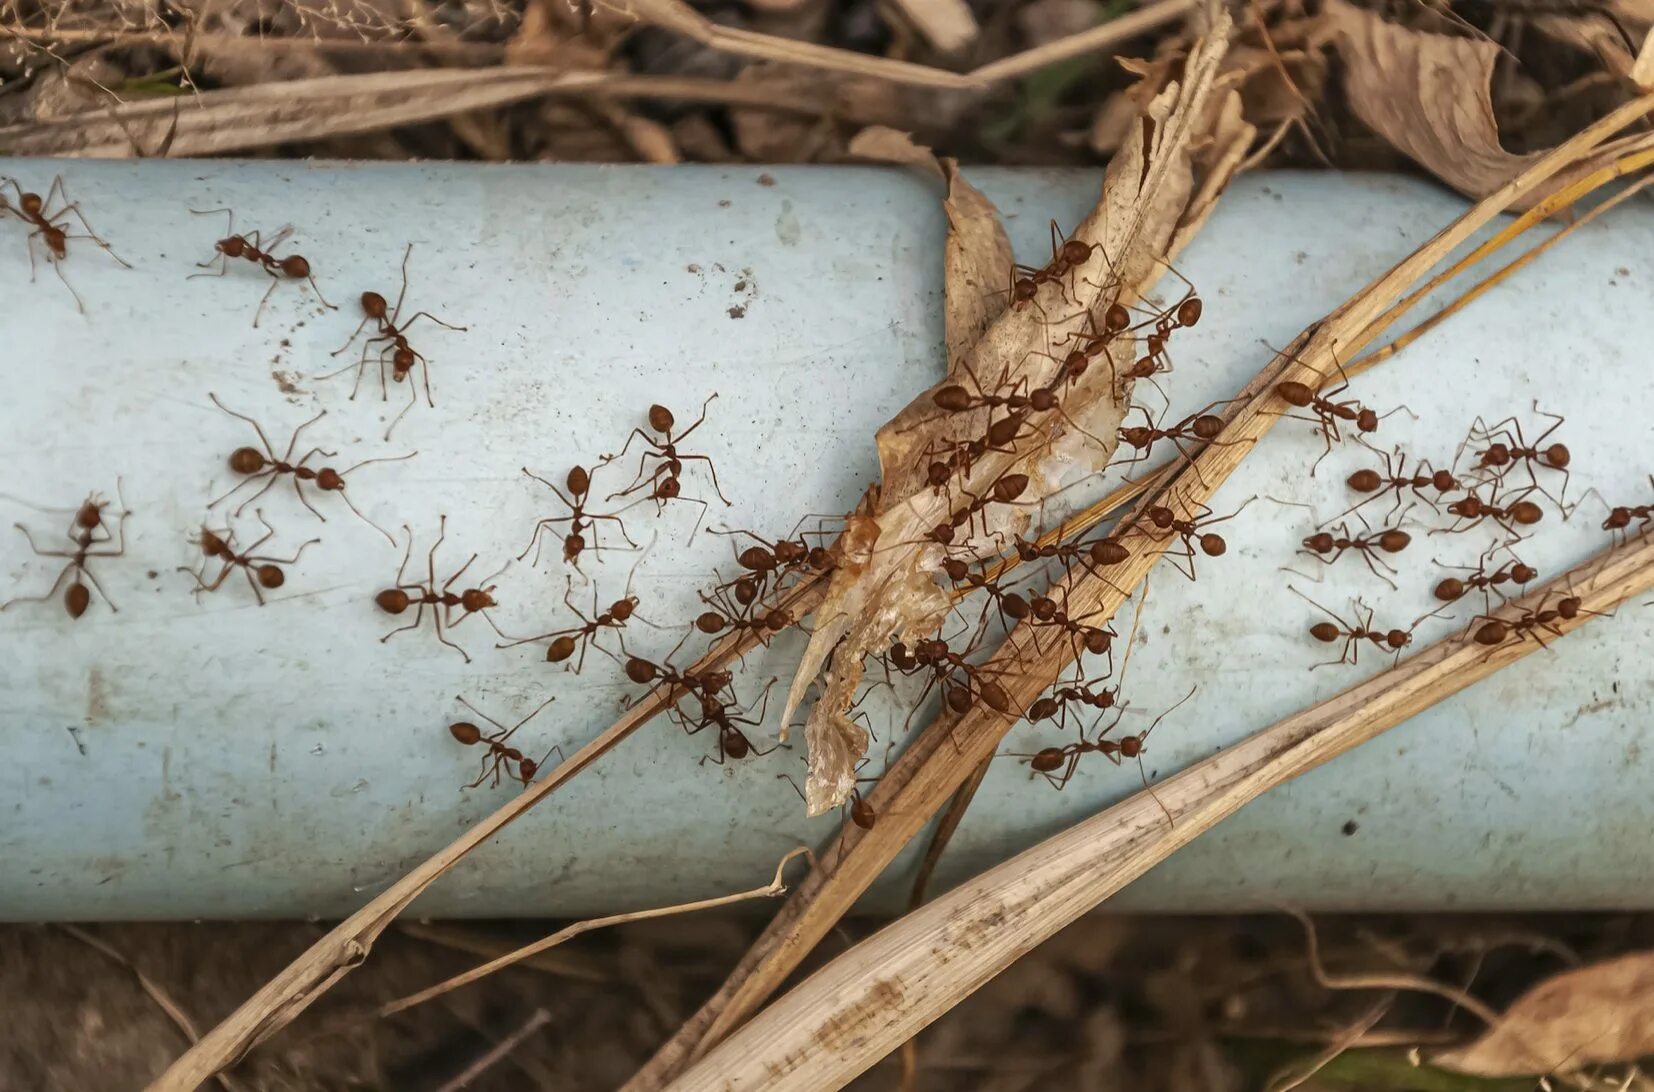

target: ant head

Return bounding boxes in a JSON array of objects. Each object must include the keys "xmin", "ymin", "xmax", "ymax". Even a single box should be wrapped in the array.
[
  {"xmin": 561, "ymin": 532, "xmax": 585, "ymax": 562},
  {"xmin": 1118, "ymin": 734, "xmax": 1144, "ymax": 759},
  {"xmin": 1431, "ymin": 469, "xmax": 1457, "ymax": 492},
  {"xmin": 76, "ymin": 498, "xmax": 106, "ymax": 529},
  {"xmin": 217, "ymin": 235, "xmax": 246, "ymax": 257},
  {"xmin": 1030, "ymin": 596, "xmax": 1057, "ymax": 621},
  {"xmin": 197, "ymin": 528, "xmax": 229, "ymax": 556},
  {"xmin": 1510, "ymin": 500, "xmax": 1544, "ymax": 526},
  {"xmin": 65, "ymin": 583, "xmax": 90, "ymax": 618},
  {"xmin": 1384, "ymin": 629, "xmax": 1410, "ymax": 650},
  {"xmin": 1356, "ymin": 408, "xmax": 1379, "ymax": 432},
  {"xmin": 655, "ymin": 477, "xmax": 682, "ymax": 500},
  {"xmin": 925, "ymin": 461, "xmax": 951, "ymax": 488},
  {"xmin": 461, "ymin": 588, "xmax": 493, "ymax": 612},
  {"xmin": 1104, "ymin": 303, "xmax": 1131, "ymax": 332},
  {"xmin": 1191, "ymin": 415, "xmax": 1225, "ymax": 441},
  {"xmin": 1275, "ymin": 381, "xmax": 1314, "ymax": 408},
  {"xmin": 376, "ymin": 588, "xmax": 411, "ymax": 615},
  {"xmin": 932, "ymin": 385, "xmax": 973, "ymax": 413},
  {"xmin": 19, "ymin": 192, "xmax": 42, "ymax": 216},
  {"xmin": 1059, "ymin": 239, "xmax": 1091, "ymax": 265},
  {"xmin": 1557, "ymin": 596, "xmax": 1582, "ymax": 620},
  {"xmin": 547, "ymin": 635, "xmax": 578, "ymax": 663},
  {"xmin": 1481, "ymin": 443, "xmax": 1511, "ymax": 466},
  {"xmin": 392, "ymin": 347, "xmax": 415, "ymax": 375},
  {"xmin": 1474, "ymin": 620, "xmax": 1509, "ymax": 646},
  {"xmin": 1148, "ymin": 506, "xmax": 1175, "ymax": 529},
  {"xmin": 360, "ymin": 291, "xmax": 388, "ymax": 319},
  {"xmin": 977, "ymin": 681, "xmax": 1012, "ymax": 714},
  {"xmin": 279, "ymin": 254, "xmax": 311, "ymax": 279},
  {"xmin": 1029, "ymin": 389, "xmax": 1057, "ymax": 412},
  {"xmin": 449, "ymin": 721, "xmax": 482, "ymax": 745},
  {"xmin": 1176, "ymin": 297, "xmax": 1203, "ymax": 327},
  {"xmin": 1083, "ymin": 629, "xmax": 1112, "ymax": 655},
  {"xmin": 1012, "ymin": 277, "xmax": 1038, "ymax": 304},
  {"xmin": 1434, "ymin": 577, "xmax": 1465, "ymax": 602},
  {"xmin": 1309, "ymin": 621, "xmax": 1341, "ymax": 643},
  {"xmin": 732, "ymin": 577, "xmax": 758, "ymax": 605},
  {"xmin": 695, "ymin": 610, "xmax": 727, "ymax": 635},
  {"xmin": 1451, "ymin": 495, "xmax": 1483, "ymax": 518},
  {"xmin": 1304, "ymin": 531, "xmax": 1334, "ymax": 553},
  {"xmin": 315, "ymin": 468, "xmax": 344, "ymax": 491},
  {"xmin": 1511, "ymin": 562, "xmax": 1538, "ymax": 583},
  {"xmin": 849, "ymin": 795, "xmax": 877, "ymax": 830},
  {"xmin": 1030, "ymin": 747, "xmax": 1065, "ymax": 773},
  {"xmin": 1198, "ymin": 532, "xmax": 1226, "ymax": 557},
  {"xmin": 566, "ymin": 465, "xmax": 590, "ymax": 496},
  {"xmin": 940, "ymin": 557, "xmax": 969, "ymax": 581},
  {"xmin": 255, "ymin": 564, "xmax": 286, "ymax": 589},
  {"xmin": 928, "ymin": 522, "xmax": 954, "ymax": 546},
  {"xmin": 1605, "ymin": 508, "xmax": 1632, "ymax": 530},
  {"xmin": 946, "ymin": 687, "xmax": 972, "ymax": 714},
  {"xmin": 1063, "ymin": 349, "xmax": 1089, "ymax": 375},
  {"xmin": 1347, "ymin": 468, "xmax": 1382, "ymax": 492},
  {"xmin": 1544, "ymin": 442, "xmax": 1570, "ymax": 468},
  {"xmin": 517, "ymin": 757, "xmax": 540, "ymax": 782},
  {"xmin": 701, "ymin": 669, "xmax": 733, "ymax": 693},
  {"xmin": 764, "ymin": 608, "xmax": 792, "ymax": 631},
  {"xmin": 624, "ymin": 657, "xmax": 657, "ymax": 685},
  {"xmin": 807, "ymin": 546, "xmax": 834, "ymax": 571},
  {"xmin": 774, "ymin": 540, "xmax": 806, "ymax": 564},
  {"xmin": 1090, "ymin": 539, "xmax": 1129, "ymax": 566},
  {"xmin": 1029, "ymin": 696, "xmax": 1060, "ymax": 721},
  {"xmin": 1377, "ymin": 529, "xmax": 1411, "ymax": 553},
  {"xmin": 611, "ymin": 596, "xmax": 638, "ymax": 621},
  {"xmin": 1118, "ymin": 425, "xmax": 1151, "ymax": 451},
  {"xmin": 648, "ymin": 404, "xmax": 675, "ymax": 433}
]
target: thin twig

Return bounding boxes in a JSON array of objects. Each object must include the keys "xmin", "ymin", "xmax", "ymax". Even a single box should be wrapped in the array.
[{"xmin": 432, "ymin": 1009, "xmax": 552, "ymax": 1092}]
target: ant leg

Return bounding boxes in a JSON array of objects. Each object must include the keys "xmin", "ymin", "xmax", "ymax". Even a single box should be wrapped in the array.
[
  {"xmin": 671, "ymin": 392, "xmax": 720, "ymax": 444},
  {"xmin": 330, "ymin": 313, "xmax": 375, "ymax": 357},
  {"xmin": 14, "ymin": 523, "xmax": 77, "ymax": 559},
  {"xmin": 333, "ymin": 489, "xmax": 396, "ymax": 546},
  {"xmin": 381, "ymin": 601, "xmax": 427, "ymax": 644},
  {"xmin": 0, "ymin": 561, "xmax": 75, "ymax": 612},
  {"xmin": 391, "ymin": 243, "xmax": 414, "ymax": 324},
  {"xmin": 179, "ymin": 560, "xmax": 233, "ymax": 597},
  {"xmin": 384, "ymin": 378, "xmax": 418, "ymax": 441},
  {"xmin": 229, "ymin": 472, "xmax": 284, "ymax": 519},
  {"xmin": 398, "ymin": 310, "xmax": 468, "ymax": 333},
  {"xmin": 210, "ymin": 469, "xmax": 272, "ymax": 512},
  {"xmin": 47, "ymin": 250, "xmax": 87, "ymax": 314},
  {"xmin": 305, "ymin": 274, "xmax": 335, "ymax": 310},
  {"xmin": 58, "ymin": 202, "xmax": 129, "ymax": 268},
  {"xmin": 433, "ymin": 612, "xmax": 472, "ymax": 664},
  {"xmin": 252, "ymin": 273, "xmax": 279, "ymax": 328},
  {"xmin": 674, "ymin": 453, "xmax": 733, "ymax": 507}
]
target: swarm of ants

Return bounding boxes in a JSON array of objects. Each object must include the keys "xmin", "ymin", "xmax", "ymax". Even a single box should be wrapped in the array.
[{"xmin": 0, "ymin": 180, "xmax": 1643, "ymax": 827}]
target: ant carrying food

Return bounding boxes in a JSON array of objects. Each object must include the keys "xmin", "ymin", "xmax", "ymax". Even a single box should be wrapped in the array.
[
  {"xmin": 448, "ymin": 695, "xmax": 560, "ymax": 789},
  {"xmin": 375, "ymin": 516, "xmax": 511, "ymax": 663},
  {"xmin": 498, "ymin": 573, "xmax": 653, "ymax": 671},
  {"xmin": 1, "ymin": 174, "xmax": 130, "ymax": 312},
  {"xmin": 207, "ymin": 393, "xmax": 410, "ymax": 544},
  {"xmin": 189, "ymin": 208, "xmax": 334, "ymax": 326},
  {"xmin": 322, "ymin": 243, "xmax": 467, "ymax": 439},
  {"xmin": 0, "ymin": 485, "xmax": 128, "ymax": 618},
  {"xmin": 604, "ymin": 395, "xmax": 732, "ymax": 530},
  {"xmin": 520, "ymin": 465, "xmax": 637, "ymax": 570},
  {"xmin": 180, "ymin": 511, "xmax": 318, "ymax": 606}
]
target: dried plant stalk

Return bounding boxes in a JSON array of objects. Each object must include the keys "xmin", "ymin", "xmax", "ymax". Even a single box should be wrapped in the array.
[
  {"xmin": 663, "ymin": 534, "xmax": 1654, "ymax": 1091},
  {"xmin": 623, "ymin": 94, "xmax": 1654, "ymax": 1089}
]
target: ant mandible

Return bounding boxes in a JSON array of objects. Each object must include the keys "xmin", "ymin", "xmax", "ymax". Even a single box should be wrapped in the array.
[
  {"xmin": 180, "ymin": 512, "xmax": 318, "ymax": 606},
  {"xmin": 189, "ymin": 208, "xmax": 335, "ymax": 326},
  {"xmin": 1, "ymin": 174, "xmax": 130, "ymax": 312},
  {"xmin": 1, "ymin": 485, "xmax": 129, "ymax": 618}
]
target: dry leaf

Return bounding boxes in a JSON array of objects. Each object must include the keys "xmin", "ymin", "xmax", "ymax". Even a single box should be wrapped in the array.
[
  {"xmin": 1434, "ymin": 952, "xmax": 1654, "ymax": 1076},
  {"xmin": 1318, "ymin": 0, "xmax": 1541, "ymax": 199},
  {"xmin": 785, "ymin": 10, "xmax": 1239, "ymax": 814},
  {"xmin": 1636, "ymin": 26, "xmax": 1654, "ymax": 90}
]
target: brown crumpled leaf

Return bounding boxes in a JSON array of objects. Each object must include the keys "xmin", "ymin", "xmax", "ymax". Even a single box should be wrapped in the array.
[
  {"xmin": 1433, "ymin": 951, "xmax": 1654, "ymax": 1076},
  {"xmin": 1317, "ymin": 0, "xmax": 1542, "ymax": 199},
  {"xmin": 788, "ymin": 8, "xmax": 1240, "ymax": 813},
  {"xmin": 800, "ymin": 126, "xmax": 1014, "ymax": 805}
]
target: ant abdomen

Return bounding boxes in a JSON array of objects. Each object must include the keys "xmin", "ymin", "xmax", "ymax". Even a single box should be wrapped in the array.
[{"xmin": 377, "ymin": 589, "xmax": 412, "ymax": 614}]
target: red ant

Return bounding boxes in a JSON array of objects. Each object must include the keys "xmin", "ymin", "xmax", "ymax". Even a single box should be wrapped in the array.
[
  {"xmin": 1290, "ymin": 588, "xmax": 1434, "ymax": 669},
  {"xmin": 1130, "ymin": 496, "xmax": 1254, "ymax": 580},
  {"xmin": 1342, "ymin": 447, "xmax": 1459, "ymax": 520},
  {"xmin": 1433, "ymin": 549, "xmax": 1538, "ymax": 613},
  {"xmin": 693, "ymin": 584, "xmax": 793, "ymax": 644},
  {"xmin": 448, "ymin": 695, "xmax": 560, "ymax": 789},
  {"xmin": 1470, "ymin": 595, "xmax": 1591, "ymax": 650},
  {"xmin": 1435, "ymin": 485, "xmax": 1545, "ymax": 537},
  {"xmin": 1299, "ymin": 519, "xmax": 1412, "ymax": 588},
  {"xmin": 1461, "ymin": 404, "xmax": 1571, "ymax": 501},
  {"xmin": 1115, "ymin": 400, "xmax": 1240, "ymax": 481},
  {"xmin": 884, "ymin": 637, "xmax": 1013, "ymax": 721},
  {"xmin": 1271, "ymin": 355, "xmax": 1408, "ymax": 472},
  {"xmin": 920, "ymin": 472, "xmax": 1032, "ymax": 548},
  {"xmin": 1026, "ymin": 675, "xmax": 1120, "ymax": 735},
  {"xmin": 189, "ymin": 208, "xmax": 334, "ymax": 326},
  {"xmin": 0, "ymin": 174, "xmax": 129, "ymax": 312},
  {"xmin": 499, "ymin": 574, "xmax": 651, "ymax": 671},
  {"xmin": 207, "ymin": 393, "xmax": 409, "ymax": 544},
  {"xmin": 375, "ymin": 516, "xmax": 511, "ymax": 663},
  {"xmin": 708, "ymin": 522, "xmax": 836, "ymax": 602},
  {"xmin": 323, "ymin": 243, "xmax": 467, "ymax": 439},
  {"xmin": 1011, "ymin": 687, "xmax": 1195, "ymax": 823},
  {"xmin": 180, "ymin": 512, "xmax": 318, "ymax": 606},
  {"xmin": 1588, "ymin": 477, "xmax": 1654, "ymax": 539},
  {"xmin": 1025, "ymin": 589, "xmax": 1118, "ymax": 669},
  {"xmin": 682, "ymin": 681, "xmax": 780, "ymax": 765},
  {"xmin": 520, "ymin": 465, "xmax": 637, "ymax": 570},
  {"xmin": 624, "ymin": 655, "xmax": 740, "ymax": 713},
  {"xmin": 0, "ymin": 485, "xmax": 128, "ymax": 618},
  {"xmin": 605, "ymin": 396, "xmax": 732, "ymax": 530},
  {"xmin": 941, "ymin": 556, "xmax": 1033, "ymax": 635}
]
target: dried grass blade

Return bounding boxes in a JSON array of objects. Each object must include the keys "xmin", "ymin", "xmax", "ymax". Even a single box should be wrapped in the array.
[{"xmin": 660, "ymin": 535, "xmax": 1654, "ymax": 1091}]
